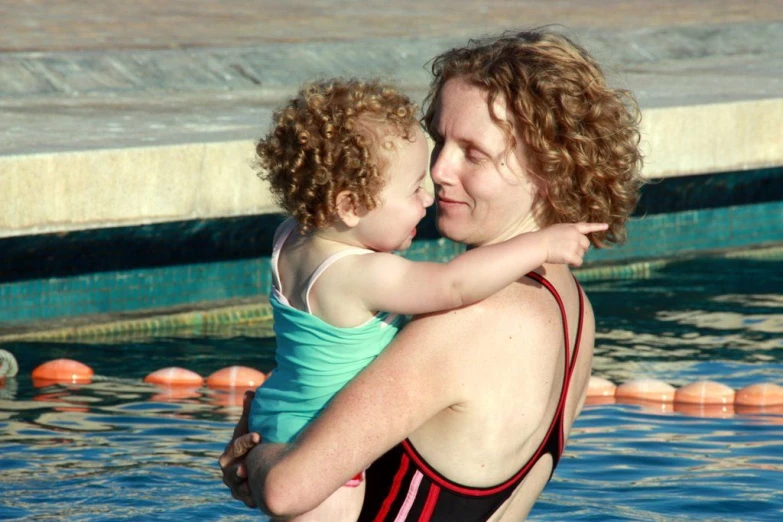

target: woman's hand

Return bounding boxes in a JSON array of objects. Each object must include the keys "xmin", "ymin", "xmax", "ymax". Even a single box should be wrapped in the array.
[{"xmin": 218, "ymin": 390, "xmax": 262, "ymax": 508}]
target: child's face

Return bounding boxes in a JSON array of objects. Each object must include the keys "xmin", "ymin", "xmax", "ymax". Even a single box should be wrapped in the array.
[{"xmin": 355, "ymin": 126, "xmax": 433, "ymax": 252}]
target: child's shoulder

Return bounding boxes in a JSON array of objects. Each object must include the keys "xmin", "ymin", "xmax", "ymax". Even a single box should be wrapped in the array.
[
  {"xmin": 312, "ymin": 250, "xmax": 399, "ymax": 287},
  {"xmin": 273, "ymin": 218, "xmax": 299, "ymax": 245},
  {"xmin": 320, "ymin": 249, "xmax": 391, "ymax": 273}
]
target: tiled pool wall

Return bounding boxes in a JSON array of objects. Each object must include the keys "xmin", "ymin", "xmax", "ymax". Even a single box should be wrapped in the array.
[{"xmin": 1, "ymin": 167, "xmax": 781, "ymax": 335}]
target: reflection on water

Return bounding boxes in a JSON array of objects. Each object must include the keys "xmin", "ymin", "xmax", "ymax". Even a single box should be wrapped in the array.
[
  {"xmin": 1, "ymin": 257, "xmax": 782, "ymax": 521},
  {"xmin": 2, "ymin": 378, "xmax": 781, "ymax": 521},
  {"xmin": 540, "ymin": 406, "xmax": 783, "ymax": 521},
  {"xmin": 1, "ymin": 380, "xmax": 254, "ymax": 521},
  {"xmin": 657, "ymin": 310, "xmax": 783, "ymax": 334},
  {"xmin": 589, "ymin": 258, "xmax": 783, "ymax": 388},
  {"xmin": 712, "ymin": 293, "xmax": 783, "ymax": 308}
]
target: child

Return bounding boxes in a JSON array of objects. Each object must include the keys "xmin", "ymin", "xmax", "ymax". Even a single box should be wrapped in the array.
[{"xmin": 249, "ymin": 78, "xmax": 605, "ymax": 520}]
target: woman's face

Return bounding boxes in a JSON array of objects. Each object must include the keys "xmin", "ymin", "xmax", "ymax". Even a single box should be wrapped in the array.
[{"xmin": 428, "ymin": 78, "xmax": 540, "ymax": 247}]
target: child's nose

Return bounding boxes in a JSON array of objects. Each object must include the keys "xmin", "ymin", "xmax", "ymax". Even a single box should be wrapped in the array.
[{"xmin": 421, "ymin": 189, "xmax": 434, "ymax": 208}]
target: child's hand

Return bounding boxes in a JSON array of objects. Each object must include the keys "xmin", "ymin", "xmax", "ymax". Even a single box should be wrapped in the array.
[{"xmin": 541, "ymin": 222, "xmax": 608, "ymax": 267}]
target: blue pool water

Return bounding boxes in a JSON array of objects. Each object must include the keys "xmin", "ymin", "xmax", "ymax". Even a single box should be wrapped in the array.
[{"xmin": 1, "ymin": 256, "xmax": 781, "ymax": 521}]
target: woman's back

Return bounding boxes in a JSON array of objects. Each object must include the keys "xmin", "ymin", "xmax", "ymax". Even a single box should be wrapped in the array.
[{"xmin": 367, "ymin": 263, "xmax": 594, "ymax": 520}]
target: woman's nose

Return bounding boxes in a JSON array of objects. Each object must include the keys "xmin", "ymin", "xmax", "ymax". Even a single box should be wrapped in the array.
[{"xmin": 429, "ymin": 144, "xmax": 452, "ymax": 185}]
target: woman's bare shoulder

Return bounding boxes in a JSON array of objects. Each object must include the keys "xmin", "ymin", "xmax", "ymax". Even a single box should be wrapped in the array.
[
  {"xmin": 400, "ymin": 281, "xmax": 556, "ymax": 349},
  {"xmin": 399, "ymin": 301, "xmax": 490, "ymax": 349}
]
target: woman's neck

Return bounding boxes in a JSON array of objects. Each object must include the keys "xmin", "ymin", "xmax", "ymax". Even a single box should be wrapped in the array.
[{"xmin": 470, "ymin": 211, "xmax": 541, "ymax": 249}]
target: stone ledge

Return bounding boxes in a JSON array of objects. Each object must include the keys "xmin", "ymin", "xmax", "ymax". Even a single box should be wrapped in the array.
[
  {"xmin": 3, "ymin": 21, "xmax": 782, "ymax": 238},
  {"xmin": 3, "ymin": 96, "xmax": 782, "ymax": 238}
]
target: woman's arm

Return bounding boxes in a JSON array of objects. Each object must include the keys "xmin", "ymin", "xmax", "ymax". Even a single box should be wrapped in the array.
[
  {"xmin": 353, "ymin": 222, "xmax": 603, "ymax": 316},
  {"xmin": 245, "ymin": 306, "xmax": 482, "ymax": 517}
]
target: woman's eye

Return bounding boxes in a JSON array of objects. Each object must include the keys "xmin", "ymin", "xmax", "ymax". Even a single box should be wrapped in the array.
[{"xmin": 467, "ymin": 151, "xmax": 485, "ymax": 164}]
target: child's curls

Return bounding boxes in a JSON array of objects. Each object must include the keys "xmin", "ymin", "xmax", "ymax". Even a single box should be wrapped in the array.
[{"xmin": 257, "ymin": 79, "xmax": 419, "ymax": 232}]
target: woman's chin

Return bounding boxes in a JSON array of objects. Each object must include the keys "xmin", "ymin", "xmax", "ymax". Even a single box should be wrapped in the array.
[{"xmin": 435, "ymin": 218, "xmax": 464, "ymax": 244}]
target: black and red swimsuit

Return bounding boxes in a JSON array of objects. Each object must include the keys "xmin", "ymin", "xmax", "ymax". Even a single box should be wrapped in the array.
[{"xmin": 359, "ymin": 272, "xmax": 585, "ymax": 522}]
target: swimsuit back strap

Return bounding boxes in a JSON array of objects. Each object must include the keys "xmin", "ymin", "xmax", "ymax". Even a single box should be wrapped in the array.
[
  {"xmin": 569, "ymin": 275, "xmax": 585, "ymax": 375},
  {"xmin": 304, "ymin": 248, "xmax": 374, "ymax": 314},
  {"xmin": 271, "ymin": 219, "xmax": 299, "ymax": 295},
  {"xmin": 523, "ymin": 272, "xmax": 572, "ymax": 464},
  {"xmin": 525, "ymin": 272, "xmax": 571, "ymax": 366}
]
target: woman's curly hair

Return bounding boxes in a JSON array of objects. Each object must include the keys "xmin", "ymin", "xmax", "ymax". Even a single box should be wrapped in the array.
[
  {"xmin": 257, "ymin": 79, "xmax": 419, "ymax": 233},
  {"xmin": 423, "ymin": 30, "xmax": 644, "ymax": 247}
]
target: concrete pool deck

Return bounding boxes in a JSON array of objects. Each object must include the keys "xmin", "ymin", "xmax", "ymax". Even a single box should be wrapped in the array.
[{"xmin": 1, "ymin": 0, "xmax": 783, "ymax": 238}]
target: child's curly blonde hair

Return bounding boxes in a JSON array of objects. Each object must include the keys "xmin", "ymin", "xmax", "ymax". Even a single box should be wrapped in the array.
[
  {"xmin": 257, "ymin": 79, "xmax": 419, "ymax": 232},
  {"xmin": 424, "ymin": 30, "xmax": 644, "ymax": 247}
]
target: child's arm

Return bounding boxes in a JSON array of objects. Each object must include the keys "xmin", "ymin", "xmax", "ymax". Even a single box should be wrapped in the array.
[{"xmin": 354, "ymin": 222, "xmax": 607, "ymax": 316}]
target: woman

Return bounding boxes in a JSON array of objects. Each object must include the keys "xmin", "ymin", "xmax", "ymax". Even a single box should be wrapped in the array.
[{"xmin": 220, "ymin": 29, "xmax": 642, "ymax": 521}]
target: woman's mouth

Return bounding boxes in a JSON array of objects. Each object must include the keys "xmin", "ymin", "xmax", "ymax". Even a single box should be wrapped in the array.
[{"xmin": 437, "ymin": 195, "xmax": 463, "ymax": 207}]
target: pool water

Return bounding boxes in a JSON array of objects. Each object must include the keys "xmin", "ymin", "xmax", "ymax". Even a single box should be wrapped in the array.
[{"xmin": 1, "ymin": 256, "xmax": 781, "ymax": 521}]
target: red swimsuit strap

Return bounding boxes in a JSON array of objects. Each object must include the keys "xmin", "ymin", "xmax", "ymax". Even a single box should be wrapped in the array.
[{"xmin": 525, "ymin": 272, "xmax": 579, "ymax": 463}]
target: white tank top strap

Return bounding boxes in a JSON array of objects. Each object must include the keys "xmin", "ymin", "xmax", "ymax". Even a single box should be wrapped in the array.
[
  {"xmin": 271, "ymin": 218, "xmax": 298, "ymax": 297},
  {"xmin": 304, "ymin": 247, "xmax": 374, "ymax": 314}
]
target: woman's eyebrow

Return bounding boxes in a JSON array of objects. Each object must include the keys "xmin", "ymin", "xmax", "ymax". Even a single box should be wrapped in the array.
[
  {"xmin": 428, "ymin": 124, "xmax": 491, "ymax": 155},
  {"xmin": 456, "ymin": 136, "xmax": 490, "ymax": 155}
]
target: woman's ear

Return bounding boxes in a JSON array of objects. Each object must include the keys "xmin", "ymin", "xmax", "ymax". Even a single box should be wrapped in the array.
[{"xmin": 335, "ymin": 190, "xmax": 362, "ymax": 228}]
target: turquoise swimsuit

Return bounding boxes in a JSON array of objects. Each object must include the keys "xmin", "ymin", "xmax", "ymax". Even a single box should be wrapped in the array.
[{"xmin": 249, "ymin": 220, "xmax": 406, "ymax": 443}]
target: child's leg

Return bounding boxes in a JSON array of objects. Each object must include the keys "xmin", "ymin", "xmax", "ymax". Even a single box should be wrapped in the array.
[{"xmin": 271, "ymin": 480, "xmax": 365, "ymax": 522}]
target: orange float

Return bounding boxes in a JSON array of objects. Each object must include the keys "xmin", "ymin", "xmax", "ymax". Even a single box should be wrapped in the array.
[
  {"xmin": 615, "ymin": 379, "xmax": 675, "ymax": 403},
  {"xmin": 206, "ymin": 366, "xmax": 266, "ymax": 390},
  {"xmin": 584, "ymin": 395, "xmax": 617, "ymax": 406},
  {"xmin": 144, "ymin": 367, "xmax": 204, "ymax": 387},
  {"xmin": 587, "ymin": 376, "xmax": 616, "ymax": 398},
  {"xmin": 734, "ymin": 383, "xmax": 783, "ymax": 407},
  {"xmin": 674, "ymin": 381, "xmax": 735, "ymax": 405},
  {"xmin": 32, "ymin": 359, "xmax": 94, "ymax": 386}
]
